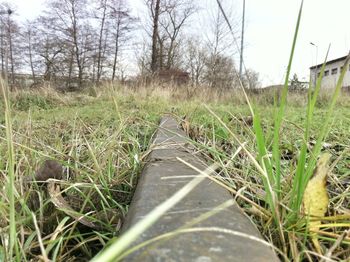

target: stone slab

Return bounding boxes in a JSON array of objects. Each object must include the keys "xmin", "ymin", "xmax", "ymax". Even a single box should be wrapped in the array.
[{"xmin": 121, "ymin": 116, "xmax": 279, "ymax": 261}]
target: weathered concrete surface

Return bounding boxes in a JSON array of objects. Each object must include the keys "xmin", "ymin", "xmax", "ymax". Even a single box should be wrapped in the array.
[{"xmin": 121, "ymin": 116, "xmax": 279, "ymax": 261}]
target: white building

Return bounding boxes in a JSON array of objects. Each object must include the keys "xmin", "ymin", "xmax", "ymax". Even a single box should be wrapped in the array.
[{"xmin": 310, "ymin": 55, "xmax": 350, "ymax": 88}]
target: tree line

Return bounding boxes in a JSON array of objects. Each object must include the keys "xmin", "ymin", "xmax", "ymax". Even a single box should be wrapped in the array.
[{"xmin": 0, "ymin": 0, "xmax": 260, "ymax": 90}]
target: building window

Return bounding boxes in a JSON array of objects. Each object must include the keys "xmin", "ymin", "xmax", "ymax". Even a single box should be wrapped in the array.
[
  {"xmin": 331, "ymin": 68, "xmax": 338, "ymax": 75},
  {"xmin": 324, "ymin": 70, "xmax": 329, "ymax": 76}
]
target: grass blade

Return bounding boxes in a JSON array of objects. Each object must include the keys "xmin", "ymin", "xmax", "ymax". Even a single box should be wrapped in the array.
[
  {"xmin": 272, "ymin": 0, "xmax": 304, "ymax": 199},
  {"xmin": 289, "ymin": 47, "xmax": 330, "ymax": 219},
  {"xmin": 1, "ymin": 78, "xmax": 18, "ymax": 260}
]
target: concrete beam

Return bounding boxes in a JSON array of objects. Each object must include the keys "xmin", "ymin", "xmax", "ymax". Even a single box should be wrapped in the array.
[{"xmin": 121, "ymin": 116, "xmax": 279, "ymax": 261}]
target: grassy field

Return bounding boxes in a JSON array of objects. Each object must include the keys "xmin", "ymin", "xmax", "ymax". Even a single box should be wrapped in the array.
[{"xmin": 1, "ymin": 85, "xmax": 350, "ymax": 261}]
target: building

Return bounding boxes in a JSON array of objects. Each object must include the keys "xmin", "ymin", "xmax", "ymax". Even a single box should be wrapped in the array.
[{"xmin": 310, "ymin": 55, "xmax": 350, "ymax": 88}]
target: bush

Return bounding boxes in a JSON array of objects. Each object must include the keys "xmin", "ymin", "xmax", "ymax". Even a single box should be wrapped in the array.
[{"xmin": 11, "ymin": 93, "xmax": 55, "ymax": 111}]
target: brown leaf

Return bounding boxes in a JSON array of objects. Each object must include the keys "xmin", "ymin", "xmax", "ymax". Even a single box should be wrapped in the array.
[
  {"xmin": 302, "ymin": 153, "xmax": 331, "ymax": 253},
  {"xmin": 47, "ymin": 181, "xmax": 100, "ymax": 230}
]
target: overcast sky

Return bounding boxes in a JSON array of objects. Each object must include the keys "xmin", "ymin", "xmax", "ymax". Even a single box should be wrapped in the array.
[{"xmin": 10, "ymin": 0, "xmax": 350, "ymax": 86}]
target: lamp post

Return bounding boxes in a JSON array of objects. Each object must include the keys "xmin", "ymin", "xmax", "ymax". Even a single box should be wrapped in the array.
[{"xmin": 310, "ymin": 42, "xmax": 318, "ymax": 86}]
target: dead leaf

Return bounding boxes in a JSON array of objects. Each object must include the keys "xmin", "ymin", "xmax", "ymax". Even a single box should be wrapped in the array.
[
  {"xmin": 47, "ymin": 180, "xmax": 100, "ymax": 230},
  {"xmin": 302, "ymin": 153, "xmax": 331, "ymax": 254},
  {"xmin": 181, "ymin": 115, "xmax": 190, "ymax": 135}
]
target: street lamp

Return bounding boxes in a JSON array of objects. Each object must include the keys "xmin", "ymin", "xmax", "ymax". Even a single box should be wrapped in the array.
[{"xmin": 310, "ymin": 42, "xmax": 318, "ymax": 86}]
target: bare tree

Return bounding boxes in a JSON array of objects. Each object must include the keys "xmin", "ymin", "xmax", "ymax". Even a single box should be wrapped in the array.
[
  {"xmin": 159, "ymin": 0, "xmax": 195, "ymax": 69},
  {"xmin": 0, "ymin": 2, "xmax": 19, "ymax": 86},
  {"xmin": 203, "ymin": 1, "xmax": 239, "ymax": 89},
  {"xmin": 135, "ymin": 38, "xmax": 151, "ymax": 76},
  {"xmin": 245, "ymin": 69, "xmax": 261, "ymax": 89},
  {"xmin": 0, "ymin": 10, "xmax": 5, "ymax": 76},
  {"xmin": 6, "ymin": 8, "xmax": 13, "ymax": 84},
  {"xmin": 43, "ymin": 0, "xmax": 90, "ymax": 88},
  {"xmin": 95, "ymin": 0, "xmax": 108, "ymax": 83},
  {"xmin": 204, "ymin": 53, "xmax": 236, "ymax": 90},
  {"xmin": 0, "ymin": 0, "xmax": 252, "ymax": 92},
  {"xmin": 21, "ymin": 20, "xmax": 41, "ymax": 82},
  {"xmin": 91, "ymin": 0, "xmax": 134, "ymax": 83},
  {"xmin": 144, "ymin": 0, "xmax": 195, "ymax": 74},
  {"xmin": 109, "ymin": 0, "xmax": 135, "ymax": 81},
  {"xmin": 148, "ymin": 0, "xmax": 161, "ymax": 73},
  {"xmin": 34, "ymin": 15, "xmax": 65, "ymax": 82},
  {"xmin": 185, "ymin": 38, "xmax": 207, "ymax": 86}
]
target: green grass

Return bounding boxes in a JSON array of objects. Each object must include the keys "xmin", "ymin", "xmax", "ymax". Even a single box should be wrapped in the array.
[
  {"xmin": 0, "ymin": 87, "xmax": 165, "ymax": 261},
  {"xmin": 1, "ymin": 81, "xmax": 350, "ymax": 261},
  {"xmin": 1, "ymin": 78, "xmax": 18, "ymax": 260},
  {"xmin": 179, "ymin": 100, "xmax": 350, "ymax": 261},
  {"xmin": 200, "ymin": 1, "xmax": 350, "ymax": 259}
]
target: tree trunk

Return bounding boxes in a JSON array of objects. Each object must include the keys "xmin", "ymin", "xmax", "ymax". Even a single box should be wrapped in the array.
[
  {"xmin": 0, "ymin": 26, "xmax": 4, "ymax": 77},
  {"xmin": 159, "ymin": 39, "xmax": 163, "ymax": 70},
  {"xmin": 71, "ymin": 3, "xmax": 83, "ymax": 88},
  {"xmin": 28, "ymin": 32, "xmax": 36, "ymax": 83},
  {"xmin": 151, "ymin": 0, "xmax": 160, "ymax": 73},
  {"xmin": 112, "ymin": 16, "xmax": 121, "ymax": 81},
  {"xmin": 67, "ymin": 50, "xmax": 74, "ymax": 88},
  {"xmin": 96, "ymin": 0, "xmax": 107, "ymax": 83},
  {"xmin": 8, "ymin": 15, "xmax": 15, "ymax": 87}
]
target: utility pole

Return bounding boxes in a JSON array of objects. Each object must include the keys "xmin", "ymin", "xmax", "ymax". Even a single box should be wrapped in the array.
[{"xmin": 239, "ymin": 0, "xmax": 245, "ymax": 79}]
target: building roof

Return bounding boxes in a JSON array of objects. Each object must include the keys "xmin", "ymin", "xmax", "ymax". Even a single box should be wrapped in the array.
[{"xmin": 309, "ymin": 55, "xmax": 348, "ymax": 70}]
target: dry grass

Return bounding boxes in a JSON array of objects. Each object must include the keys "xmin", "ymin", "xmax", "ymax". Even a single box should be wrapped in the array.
[{"xmin": 1, "ymin": 82, "xmax": 350, "ymax": 261}]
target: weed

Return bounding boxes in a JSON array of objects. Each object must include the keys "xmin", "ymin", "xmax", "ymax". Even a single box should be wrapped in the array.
[{"xmin": 0, "ymin": 60, "xmax": 349, "ymax": 261}]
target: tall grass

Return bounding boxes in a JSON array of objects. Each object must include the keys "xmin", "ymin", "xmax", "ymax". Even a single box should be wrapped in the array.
[
  {"xmin": 1, "ymin": 5, "xmax": 349, "ymax": 258},
  {"xmin": 233, "ymin": 0, "xmax": 350, "ymax": 225},
  {"xmin": 1, "ymin": 72, "xmax": 349, "ymax": 260},
  {"xmin": 0, "ymin": 78, "xmax": 19, "ymax": 260},
  {"xmin": 207, "ymin": 0, "xmax": 350, "ymax": 257},
  {"xmin": 90, "ymin": 1, "xmax": 350, "ymax": 258},
  {"xmin": 249, "ymin": 2, "xmax": 303, "ymax": 229},
  {"xmin": 0, "ymin": 87, "xmax": 162, "ymax": 260},
  {"xmin": 288, "ymin": 47, "xmax": 330, "ymax": 221},
  {"xmin": 290, "ymin": 54, "xmax": 350, "ymax": 217}
]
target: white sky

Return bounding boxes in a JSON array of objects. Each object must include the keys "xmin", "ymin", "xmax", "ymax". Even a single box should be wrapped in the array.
[{"xmin": 10, "ymin": 0, "xmax": 350, "ymax": 86}]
